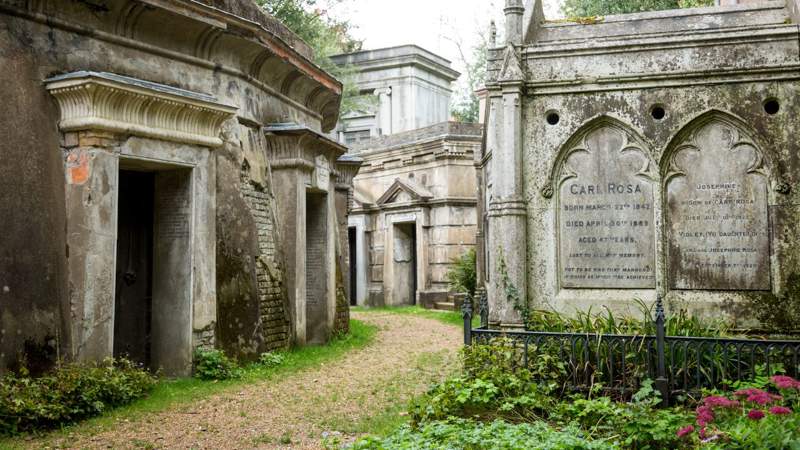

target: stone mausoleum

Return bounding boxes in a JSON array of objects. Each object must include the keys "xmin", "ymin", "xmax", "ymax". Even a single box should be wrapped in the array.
[
  {"xmin": 0, "ymin": 0, "xmax": 357, "ymax": 375},
  {"xmin": 480, "ymin": 0, "xmax": 800, "ymax": 328},
  {"xmin": 331, "ymin": 46, "xmax": 483, "ymax": 308}
]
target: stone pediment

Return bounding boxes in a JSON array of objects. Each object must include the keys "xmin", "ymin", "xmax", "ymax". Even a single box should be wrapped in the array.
[
  {"xmin": 376, "ymin": 178, "xmax": 433, "ymax": 206},
  {"xmin": 498, "ymin": 44, "xmax": 524, "ymax": 83}
]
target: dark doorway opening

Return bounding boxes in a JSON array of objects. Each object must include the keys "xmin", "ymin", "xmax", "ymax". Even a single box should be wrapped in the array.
[
  {"xmin": 114, "ymin": 170, "xmax": 155, "ymax": 368},
  {"xmin": 348, "ymin": 226, "xmax": 357, "ymax": 306}
]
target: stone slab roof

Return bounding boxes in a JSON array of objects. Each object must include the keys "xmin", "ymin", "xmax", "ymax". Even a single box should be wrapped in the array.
[{"xmin": 349, "ymin": 121, "xmax": 484, "ymax": 154}]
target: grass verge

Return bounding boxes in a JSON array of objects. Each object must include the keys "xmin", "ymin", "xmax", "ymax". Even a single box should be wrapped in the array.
[
  {"xmin": 352, "ymin": 305, "xmax": 478, "ymax": 328},
  {"xmin": 1, "ymin": 319, "xmax": 377, "ymax": 448}
]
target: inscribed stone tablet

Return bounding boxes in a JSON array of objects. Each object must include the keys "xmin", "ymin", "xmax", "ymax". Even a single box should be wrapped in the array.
[
  {"xmin": 558, "ymin": 125, "xmax": 656, "ymax": 289},
  {"xmin": 666, "ymin": 119, "xmax": 770, "ymax": 290}
]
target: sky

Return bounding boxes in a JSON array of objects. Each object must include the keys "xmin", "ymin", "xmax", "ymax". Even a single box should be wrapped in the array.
[{"xmin": 325, "ymin": 0, "xmax": 564, "ymax": 76}]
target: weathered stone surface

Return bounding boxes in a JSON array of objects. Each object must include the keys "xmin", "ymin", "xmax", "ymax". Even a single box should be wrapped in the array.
[
  {"xmin": 666, "ymin": 117, "xmax": 771, "ymax": 290},
  {"xmin": 479, "ymin": 0, "xmax": 800, "ymax": 325},
  {"xmin": 557, "ymin": 124, "xmax": 656, "ymax": 289}
]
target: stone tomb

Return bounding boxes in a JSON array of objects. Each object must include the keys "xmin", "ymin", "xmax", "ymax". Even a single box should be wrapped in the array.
[{"xmin": 478, "ymin": 0, "xmax": 799, "ymax": 326}]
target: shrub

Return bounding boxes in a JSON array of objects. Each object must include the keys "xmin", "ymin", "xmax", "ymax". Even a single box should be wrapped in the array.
[
  {"xmin": 445, "ymin": 248, "xmax": 476, "ymax": 297},
  {"xmin": 0, "ymin": 358, "xmax": 157, "ymax": 435},
  {"xmin": 258, "ymin": 352, "xmax": 285, "ymax": 368},
  {"xmin": 193, "ymin": 348, "xmax": 239, "ymax": 381},
  {"xmin": 677, "ymin": 376, "xmax": 800, "ymax": 448},
  {"xmin": 349, "ymin": 418, "xmax": 616, "ymax": 450}
]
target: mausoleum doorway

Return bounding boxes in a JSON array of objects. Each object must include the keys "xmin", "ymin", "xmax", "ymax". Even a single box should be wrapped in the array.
[
  {"xmin": 113, "ymin": 164, "xmax": 194, "ymax": 372},
  {"xmin": 392, "ymin": 222, "xmax": 418, "ymax": 305}
]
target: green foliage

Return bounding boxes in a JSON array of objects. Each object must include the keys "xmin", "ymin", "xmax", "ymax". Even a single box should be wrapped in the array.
[
  {"xmin": 350, "ymin": 418, "xmax": 617, "ymax": 450},
  {"xmin": 445, "ymin": 248, "xmax": 477, "ymax": 297},
  {"xmin": 257, "ymin": 352, "xmax": 286, "ymax": 369},
  {"xmin": 679, "ymin": 377, "xmax": 800, "ymax": 448},
  {"xmin": 257, "ymin": 0, "xmax": 366, "ymax": 115},
  {"xmin": 555, "ymin": 381, "xmax": 692, "ymax": 450},
  {"xmin": 193, "ymin": 348, "xmax": 240, "ymax": 381},
  {"xmin": 0, "ymin": 358, "xmax": 156, "ymax": 435},
  {"xmin": 496, "ymin": 249, "xmax": 527, "ymax": 323},
  {"xmin": 410, "ymin": 339, "xmax": 566, "ymax": 424},
  {"xmin": 450, "ymin": 31, "xmax": 489, "ymax": 123},
  {"xmin": 561, "ymin": 0, "xmax": 713, "ymax": 18},
  {"xmin": 525, "ymin": 299, "xmax": 730, "ymax": 337}
]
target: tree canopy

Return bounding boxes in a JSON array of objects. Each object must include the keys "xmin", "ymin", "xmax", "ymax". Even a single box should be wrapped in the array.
[
  {"xmin": 561, "ymin": 0, "xmax": 713, "ymax": 18},
  {"xmin": 257, "ymin": 0, "xmax": 364, "ymax": 115}
]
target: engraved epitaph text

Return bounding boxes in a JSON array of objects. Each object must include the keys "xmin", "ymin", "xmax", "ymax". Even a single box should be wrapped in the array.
[
  {"xmin": 558, "ymin": 125, "xmax": 656, "ymax": 289},
  {"xmin": 666, "ymin": 119, "xmax": 770, "ymax": 290}
]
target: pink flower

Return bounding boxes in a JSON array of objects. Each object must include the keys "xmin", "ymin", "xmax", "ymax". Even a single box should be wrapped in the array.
[
  {"xmin": 703, "ymin": 395, "xmax": 740, "ymax": 408},
  {"xmin": 677, "ymin": 425, "xmax": 695, "ymax": 438},
  {"xmin": 771, "ymin": 375, "xmax": 800, "ymax": 390},
  {"xmin": 735, "ymin": 388, "xmax": 781, "ymax": 405},
  {"xmin": 748, "ymin": 409, "xmax": 766, "ymax": 420},
  {"xmin": 696, "ymin": 405, "xmax": 715, "ymax": 426},
  {"xmin": 769, "ymin": 406, "xmax": 792, "ymax": 415}
]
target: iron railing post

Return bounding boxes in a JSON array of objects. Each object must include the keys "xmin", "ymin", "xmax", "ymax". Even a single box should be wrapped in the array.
[
  {"xmin": 654, "ymin": 295, "xmax": 670, "ymax": 405},
  {"xmin": 462, "ymin": 293, "xmax": 473, "ymax": 346}
]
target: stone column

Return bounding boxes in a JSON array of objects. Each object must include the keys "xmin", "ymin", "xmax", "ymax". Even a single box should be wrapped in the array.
[
  {"xmin": 375, "ymin": 87, "xmax": 393, "ymax": 135},
  {"xmin": 487, "ymin": 3, "xmax": 527, "ymax": 328}
]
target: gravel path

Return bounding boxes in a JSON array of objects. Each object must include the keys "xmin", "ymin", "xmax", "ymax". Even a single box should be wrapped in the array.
[{"xmin": 33, "ymin": 311, "xmax": 461, "ymax": 449}]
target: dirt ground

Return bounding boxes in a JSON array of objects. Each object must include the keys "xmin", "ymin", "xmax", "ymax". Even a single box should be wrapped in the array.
[{"xmin": 28, "ymin": 311, "xmax": 461, "ymax": 450}]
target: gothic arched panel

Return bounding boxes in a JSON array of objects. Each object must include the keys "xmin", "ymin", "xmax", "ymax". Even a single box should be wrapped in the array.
[
  {"xmin": 664, "ymin": 112, "xmax": 771, "ymax": 291},
  {"xmin": 555, "ymin": 118, "xmax": 657, "ymax": 289}
]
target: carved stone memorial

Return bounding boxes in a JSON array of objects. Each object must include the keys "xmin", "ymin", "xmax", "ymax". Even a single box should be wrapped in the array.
[
  {"xmin": 558, "ymin": 124, "xmax": 656, "ymax": 289},
  {"xmin": 666, "ymin": 118, "xmax": 770, "ymax": 290}
]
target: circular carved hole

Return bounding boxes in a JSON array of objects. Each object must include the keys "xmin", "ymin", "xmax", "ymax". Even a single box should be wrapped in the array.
[
  {"xmin": 764, "ymin": 98, "xmax": 780, "ymax": 115},
  {"xmin": 650, "ymin": 105, "xmax": 666, "ymax": 120},
  {"xmin": 546, "ymin": 112, "xmax": 560, "ymax": 125}
]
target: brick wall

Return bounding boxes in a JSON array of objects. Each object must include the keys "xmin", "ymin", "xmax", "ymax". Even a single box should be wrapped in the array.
[{"xmin": 240, "ymin": 167, "xmax": 291, "ymax": 351}]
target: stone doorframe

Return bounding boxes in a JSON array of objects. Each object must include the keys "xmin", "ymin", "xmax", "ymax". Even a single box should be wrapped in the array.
[
  {"xmin": 46, "ymin": 71, "xmax": 236, "ymax": 376},
  {"xmin": 382, "ymin": 209, "xmax": 429, "ymax": 306},
  {"xmin": 264, "ymin": 123, "xmax": 347, "ymax": 345}
]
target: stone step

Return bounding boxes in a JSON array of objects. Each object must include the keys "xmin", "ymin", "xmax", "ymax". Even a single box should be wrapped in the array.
[{"xmin": 433, "ymin": 301, "xmax": 456, "ymax": 311}]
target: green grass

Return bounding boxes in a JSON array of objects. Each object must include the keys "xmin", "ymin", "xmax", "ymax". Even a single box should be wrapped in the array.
[
  {"xmin": 352, "ymin": 305, "xmax": 479, "ymax": 328},
  {"xmin": 1, "ymin": 319, "xmax": 378, "ymax": 448}
]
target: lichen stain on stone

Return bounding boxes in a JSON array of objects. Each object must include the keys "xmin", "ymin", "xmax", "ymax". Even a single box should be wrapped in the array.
[{"xmin": 66, "ymin": 150, "xmax": 90, "ymax": 185}]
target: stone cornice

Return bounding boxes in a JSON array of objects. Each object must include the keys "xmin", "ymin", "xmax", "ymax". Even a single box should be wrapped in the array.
[{"xmin": 45, "ymin": 71, "xmax": 237, "ymax": 148}]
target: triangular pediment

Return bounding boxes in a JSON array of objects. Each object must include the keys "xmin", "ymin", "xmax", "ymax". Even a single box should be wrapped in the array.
[
  {"xmin": 499, "ymin": 44, "xmax": 524, "ymax": 82},
  {"xmin": 376, "ymin": 178, "xmax": 433, "ymax": 206}
]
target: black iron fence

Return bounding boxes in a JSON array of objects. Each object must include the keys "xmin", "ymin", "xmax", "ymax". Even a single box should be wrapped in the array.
[{"xmin": 462, "ymin": 295, "xmax": 800, "ymax": 403}]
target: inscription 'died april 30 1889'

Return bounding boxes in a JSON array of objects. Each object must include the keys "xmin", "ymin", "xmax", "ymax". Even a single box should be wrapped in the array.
[{"xmin": 558, "ymin": 126, "xmax": 656, "ymax": 289}]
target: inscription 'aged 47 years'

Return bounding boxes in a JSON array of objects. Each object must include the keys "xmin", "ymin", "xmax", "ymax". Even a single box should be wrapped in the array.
[
  {"xmin": 558, "ymin": 126, "xmax": 656, "ymax": 289},
  {"xmin": 667, "ymin": 120, "xmax": 770, "ymax": 291}
]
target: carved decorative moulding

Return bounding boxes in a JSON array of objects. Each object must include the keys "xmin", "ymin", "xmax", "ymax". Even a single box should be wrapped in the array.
[{"xmin": 45, "ymin": 71, "xmax": 238, "ymax": 148}]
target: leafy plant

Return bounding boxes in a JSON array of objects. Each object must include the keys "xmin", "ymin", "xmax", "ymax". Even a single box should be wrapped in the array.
[
  {"xmin": 0, "ymin": 358, "xmax": 157, "ymax": 435},
  {"xmin": 677, "ymin": 376, "xmax": 800, "ymax": 448},
  {"xmin": 193, "ymin": 348, "xmax": 240, "ymax": 381},
  {"xmin": 561, "ymin": 0, "xmax": 712, "ymax": 18},
  {"xmin": 445, "ymin": 248, "xmax": 477, "ymax": 297},
  {"xmin": 258, "ymin": 352, "xmax": 286, "ymax": 369},
  {"xmin": 350, "ymin": 418, "xmax": 617, "ymax": 450}
]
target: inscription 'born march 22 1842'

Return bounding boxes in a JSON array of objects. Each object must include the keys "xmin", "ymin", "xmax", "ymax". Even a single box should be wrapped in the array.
[{"xmin": 558, "ymin": 125, "xmax": 656, "ymax": 289}]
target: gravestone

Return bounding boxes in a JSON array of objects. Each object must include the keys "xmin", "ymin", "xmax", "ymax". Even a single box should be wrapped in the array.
[
  {"xmin": 558, "ymin": 126, "xmax": 656, "ymax": 289},
  {"xmin": 666, "ymin": 119, "xmax": 770, "ymax": 290}
]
